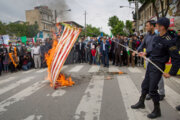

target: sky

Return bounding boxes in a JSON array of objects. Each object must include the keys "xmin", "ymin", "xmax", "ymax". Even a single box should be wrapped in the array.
[{"xmin": 0, "ymin": 0, "xmax": 135, "ymax": 35}]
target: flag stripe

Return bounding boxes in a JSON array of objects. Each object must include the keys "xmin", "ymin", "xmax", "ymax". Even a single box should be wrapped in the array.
[
  {"xmin": 49, "ymin": 24, "xmax": 81, "ymax": 86},
  {"xmin": 53, "ymin": 30, "xmax": 80, "ymax": 83}
]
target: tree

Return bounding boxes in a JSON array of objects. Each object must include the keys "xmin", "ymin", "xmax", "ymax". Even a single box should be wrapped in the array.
[
  {"xmin": 80, "ymin": 24, "xmax": 106, "ymax": 37},
  {"xmin": 108, "ymin": 16, "xmax": 120, "ymax": 28},
  {"xmin": 26, "ymin": 22, "xmax": 39, "ymax": 38},
  {"xmin": 108, "ymin": 16, "xmax": 126, "ymax": 36},
  {"xmin": 128, "ymin": 0, "xmax": 170, "ymax": 19},
  {"xmin": 125, "ymin": 20, "xmax": 133, "ymax": 34},
  {"xmin": 0, "ymin": 21, "xmax": 7, "ymax": 35},
  {"xmin": 0, "ymin": 21, "xmax": 39, "ymax": 37}
]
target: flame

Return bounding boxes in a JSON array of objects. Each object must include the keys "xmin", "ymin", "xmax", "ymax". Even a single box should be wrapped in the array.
[
  {"xmin": 45, "ymin": 29, "xmax": 75, "ymax": 89},
  {"xmin": 9, "ymin": 47, "xmax": 18, "ymax": 68},
  {"xmin": 118, "ymin": 71, "xmax": 124, "ymax": 74}
]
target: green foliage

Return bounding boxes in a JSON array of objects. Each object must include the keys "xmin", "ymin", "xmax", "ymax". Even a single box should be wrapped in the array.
[
  {"xmin": 108, "ymin": 16, "xmax": 120, "ymax": 28},
  {"xmin": 0, "ymin": 21, "xmax": 39, "ymax": 37},
  {"xmin": 125, "ymin": 20, "xmax": 133, "ymax": 34},
  {"xmin": 81, "ymin": 24, "xmax": 107, "ymax": 37},
  {"xmin": 108, "ymin": 16, "xmax": 127, "ymax": 36},
  {"xmin": 0, "ymin": 21, "xmax": 7, "ymax": 35}
]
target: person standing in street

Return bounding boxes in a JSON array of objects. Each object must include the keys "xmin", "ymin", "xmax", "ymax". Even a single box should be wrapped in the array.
[
  {"xmin": 133, "ymin": 20, "xmax": 166, "ymax": 101},
  {"xmin": 31, "ymin": 43, "xmax": 41, "ymax": 69},
  {"xmin": 131, "ymin": 17, "xmax": 180, "ymax": 119},
  {"xmin": 91, "ymin": 45, "xmax": 96, "ymax": 65},
  {"xmin": 172, "ymin": 27, "xmax": 180, "ymax": 111},
  {"xmin": 78, "ymin": 39, "xmax": 85, "ymax": 63},
  {"xmin": 100, "ymin": 37, "xmax": 110, "ymax": 68}
]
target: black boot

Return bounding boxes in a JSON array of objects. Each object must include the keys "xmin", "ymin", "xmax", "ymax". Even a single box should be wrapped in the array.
[
  {"xmin": 147, "ymin": 102, "xmax": 161, "ymax": 119},
  {"xmin": 176, "ymin": 105, "xmax": 180, "ymax": 111},
  {"xmin": 131, "ymin": 95, "xmax": 146, "ymax": 109},
  {"xmin": 145, "ymin": 94, "xmax": 151, "ymax": 100},
  {"xmin": 159, "ymin": 95, "xmax": 165, "ymax": 101}
]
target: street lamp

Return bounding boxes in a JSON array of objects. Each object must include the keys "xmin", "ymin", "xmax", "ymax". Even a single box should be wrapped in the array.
[
  {"xmin": 120, "ymin": 6, "xmax": 135, "ymax": 9},
  {"xmin": 66, "ymin": 9, "xmax": 71, "ymax": 12},
  {"xmin": 120, "ymin": 2, "xmax": 139, "ymax": 33}
]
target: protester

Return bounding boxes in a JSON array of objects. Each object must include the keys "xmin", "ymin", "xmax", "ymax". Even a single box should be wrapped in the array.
[
  {"xmin": 22, "ymin": 54, "xmax": 32, "ymax": 71},
  {"xmin": 2, "ymin": 49, "xmax": 9, "ymax": 72},
  {"xmin": 91, "ymin": 45, "xmax": 96, "ymax": 65},
  {"xmin": 96, "ymin": 44, "xmax": 101, "ymax": 65},
  {"xmin": 100, "ymin": 37, "xmax": 110, "ymax": 67},
  {"xmin": 31, "ymin": 43, "xmax": 41, "ymax": 69}
]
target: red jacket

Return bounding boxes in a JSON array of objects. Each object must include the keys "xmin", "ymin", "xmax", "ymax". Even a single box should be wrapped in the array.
[{"xmin": 91, "ymin": 49, "xmax": 96, "ymax": 56}]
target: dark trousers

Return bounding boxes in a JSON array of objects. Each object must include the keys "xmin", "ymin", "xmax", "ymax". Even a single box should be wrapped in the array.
[
  {"xmin": 122, "ymin": 50, "xmax": 127, "ymax": 65},
  {"xmin": 112, "ymin": 52, "xmax": 115, "ymax": 65},
  {"xmin": 0, "ymin": 63, "xmax": 2, "ymax": 75},
  {"xmin": 141, "ymin": 63, "xmax": 165, "ymax": 103},
  {"xmin": 9, "ymin": 62, "xmax": 15, "ymax": 72},
  {"xmin": 115, "ymin": 50, "xmax": 122, "ymax": 66},
  {"xmin": 102, "ymin": 51, "xmax": 109, "ymax": 67},
  {"xmin": 78, "ymin": 50, "xmax": 85, "ymax": 63}
]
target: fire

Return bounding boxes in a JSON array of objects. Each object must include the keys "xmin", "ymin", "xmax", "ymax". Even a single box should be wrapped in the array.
[{"xmin": 45, "ymin": 33, "xmax": 75, "ymax": 89}]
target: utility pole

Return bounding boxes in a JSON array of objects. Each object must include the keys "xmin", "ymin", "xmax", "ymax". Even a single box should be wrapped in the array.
[
  {"xmin": 135, "ymin": 0, "xmax": 139, "ymax": 34},
  {"xmin": 55, "ymin": 10, "xmax": 57, "ymax": 32},
  {"xmin": 84, "ymin": 11, "xmax": 87, "ymax": 38}
]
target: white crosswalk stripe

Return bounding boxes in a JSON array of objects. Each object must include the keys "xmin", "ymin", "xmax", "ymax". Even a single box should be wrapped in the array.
[
  {"xmin": 36, "ymin": 69, "xmax": 47, "ymax": 73},
  {"xmin": 117, "ymin": 75, "xmax": 153, "ymax": 120},
  {"xmin": 74, "ymin": 75, "xmax": 104, "ymax": 120},
  {"xmin": 88, "ymin": 65, "xmax": 100, "ymax": 73},
  {"xmin": 109, "ymin": 66, "xmax": 119, "ymax": 72},
  {"xmin": 0, "ymin": 76, "xmax": 34, "ymax": 96},
  {"xmin": 61, "ymin": 65, "xmax": 68, "ymax": 71},
  {"xmin": 128, "ymin": 67, "xmax": 142, "ymax": 73},
  {"xmin": 22, "ymin": 69, "xmax": 35, "ymax": 74},
  {"xmin": 171, "ymin": 77, "xmax": 180, "ymax": 84},
  {"xmin": 0, "ymin": 65, "xmax": 180, "ymax": 120},
  {"xmin": 0, "ymin": 77, "xmax": 16, "ymax": 85},
  {"xmin": 165, "ymin": 85, "xmax": 180, "ymax": 113},
  {"xmin": 47, "ymin": 89, "xmax": 66, "ymax": 98},
  {"xmin": 69, "ymin": 65, "xmax": 84, "ymax": 72},
  {"xmin": 0, "ymin": 80, "xmax": 47, "ymax": 113},
  {"xmin": 23, "ymin": 115, "xmax": 42, "ymax": 120}
]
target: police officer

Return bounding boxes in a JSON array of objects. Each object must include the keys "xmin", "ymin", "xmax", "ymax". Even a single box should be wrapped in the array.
[
  {"xmin": 164, "ymin": 27, "xmax": 180, "ymax": 111},
  {"xmin": 131, "ymin": 17, "xmax": 180, "ymax": 119},
  {"xmin": 134, "ymin": 20, "xmax": 166, "ymax": 101}
]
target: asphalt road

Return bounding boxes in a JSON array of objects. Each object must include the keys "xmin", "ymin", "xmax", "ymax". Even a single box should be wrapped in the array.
[{"xmin": 0, "ymin": 64, "xmax": 180, "ymax": 120}]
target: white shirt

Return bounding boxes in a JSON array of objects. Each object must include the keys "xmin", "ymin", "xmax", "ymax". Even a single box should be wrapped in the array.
[
  {"xmin": 103, "ymin": 43, "xmax": 106, "ymax": 51},
  {"xmin": 79, "ymin": 42, "xmax": 82, "ymax": 50},
  {"xmin": 31, "ymin": 46, "xmax": 40, "ymax": 57}
]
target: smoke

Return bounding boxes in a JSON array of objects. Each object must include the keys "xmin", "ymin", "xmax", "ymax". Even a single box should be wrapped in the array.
[{"xmin": 38, "ymin": 0, "xmax": 70, "ymax": 22}]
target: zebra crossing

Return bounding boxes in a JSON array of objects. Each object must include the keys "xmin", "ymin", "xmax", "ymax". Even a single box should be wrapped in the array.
[{"xmin": 0, "ymin": 64, "xmax": 179, "ymax": 120}]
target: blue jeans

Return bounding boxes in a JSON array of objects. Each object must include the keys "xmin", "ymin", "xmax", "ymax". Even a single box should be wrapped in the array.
[
  {"xmin": 22, "ymin": 62, "xmax": 32, "ymax": 71},
  {"xmin": 92, "ymin": 56, "xmax": 96, "ymax": 64}
]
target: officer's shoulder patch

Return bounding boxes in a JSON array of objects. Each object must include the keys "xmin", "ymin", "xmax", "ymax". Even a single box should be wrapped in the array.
[{"xmin": 165, "ymin": 35, "xmax": 172, "ymax": 40}]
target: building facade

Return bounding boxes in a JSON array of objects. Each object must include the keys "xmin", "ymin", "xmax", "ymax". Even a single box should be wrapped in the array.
[
  {"xmin": 138, "ymin": 0, "xmax": 180, "ymax": 34},
  {"xmin": 26, "ymin": 6, "xmax": 55, "ymax": 39}
]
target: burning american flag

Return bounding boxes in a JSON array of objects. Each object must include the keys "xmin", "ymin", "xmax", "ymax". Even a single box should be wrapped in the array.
[{"xmin": 45, "ymin": 23, "xmax": 81, "ymax": 89}]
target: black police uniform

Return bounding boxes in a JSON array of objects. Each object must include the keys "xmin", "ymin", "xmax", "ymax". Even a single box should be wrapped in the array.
[
  {"xmin": 142, "ymin": 32, "xmax": 180, "ymax": 98},
  {"xmin": 131, "ymin": 32, "xmax": 180, "ymax": 118}
]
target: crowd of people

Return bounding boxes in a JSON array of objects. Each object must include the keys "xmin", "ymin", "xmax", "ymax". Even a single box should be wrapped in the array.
[
  {"xmin": 73, "ymin": 34, "xmax": 144, "ymax": 68},
  {"xmin": 0, "ymin": 33, "xmax": 147, "ymax": 76},
  {"xmin": 0, "ymin": 39, "xmax": 52, "ymax": 76}
]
